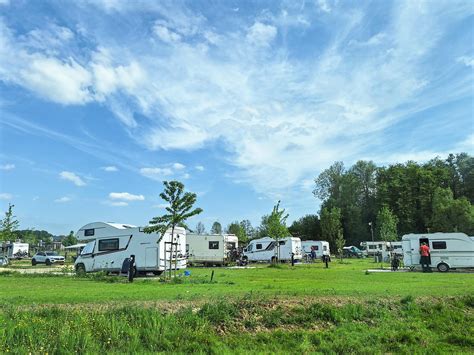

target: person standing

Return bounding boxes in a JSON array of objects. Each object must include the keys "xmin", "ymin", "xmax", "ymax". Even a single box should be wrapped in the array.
[{"xmin": 419, "ymin": 242, "xmax": 431, "ymax": 273}]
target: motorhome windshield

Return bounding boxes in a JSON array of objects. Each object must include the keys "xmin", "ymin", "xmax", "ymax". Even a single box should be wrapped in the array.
[{"xmin": 81, "ymin": 241, "xmax": 95, "ymax": 255}]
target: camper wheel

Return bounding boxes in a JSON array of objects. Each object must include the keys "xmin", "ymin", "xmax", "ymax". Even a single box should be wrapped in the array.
[
  {"xmin": 75, "ymin": 263, "xmax": 86, "ymax": 274},
  {"xmin": 437, "ymin": 263, "xmax": 450, "ymax": 273}
]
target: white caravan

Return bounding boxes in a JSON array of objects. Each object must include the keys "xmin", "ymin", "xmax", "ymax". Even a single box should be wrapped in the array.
[
  {"xmin": 187, "ymin": 233, "xmax": 238, "ymax": 266},
  {"xmin": 360, "ymin": 241, "xmax": 391, "ymax": 256},
  {"xmin": 7, "ymin": 243, "xmax": 29, "ymax": 259},
  {"xmin": 390, "ymin": 241, "xmax": 403, "ymax": 256},
  {"xmin": 242, "ymin": 237, "xmax": 303, "ymax": 263},
  {"xmin": 402, "ymin": 232, "xmax": 474, "ymax": 272},
  {"xmin": 74, "ymin": 222, "xmax": 186, "ymax": 275},
  {"xmin": 301, "ymin": 240, "xmax": 330, "ymax": 259}
]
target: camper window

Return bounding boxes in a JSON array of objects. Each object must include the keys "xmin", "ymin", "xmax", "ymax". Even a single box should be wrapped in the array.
[
  {"xmin": 256, "ymin": 243, "xmax": 263, "ymax": 250},
  {"xmin": 98, "ymin": 238, "xmax": 119, "ymax": 251},
  {"xmin": 209, "ymin": 241, "xmax": 219, "ymax": 249},
  {"xmin": 84, "ymin": 229, "xmax": 95, "ymax": 237},
  {"xmin": 432, "ymin": 241, "xmax": 447, "ymax": 250},
  {"xmin": 312, "ymin": 245, "xmax": 319, "ymax": 251}
]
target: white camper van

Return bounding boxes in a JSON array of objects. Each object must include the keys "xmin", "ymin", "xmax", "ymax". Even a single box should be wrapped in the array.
[
  {"xmin": 301, "ymin": 240, "xmax": 330, "ymax": 259},
  {"xmin": 402, "ymin": 232, "xmax": 474, "ymax": 272},
  {"xmin": 242, "ymin": 237, "xmax": 303, "ymax": 263},
  {"xmin": 187, "ymin": 233, "xmax": 238, "ymax": 266},
  {"xmin": 74, "ymin": 222, "xmax": 186, "ymax": 275},
  {"xmin": 7, "ymin": 243, "xmax": 29, "ymax": 259}
]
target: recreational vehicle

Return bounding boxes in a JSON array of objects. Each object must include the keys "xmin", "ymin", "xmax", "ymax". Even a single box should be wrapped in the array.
[
  {"xmin": 242, "ymin": 236, "xmax": 303, "ymax": 263},
  {"xmin": 390, "ymin": 241, "xmax": 403, "ymax": 256},
  {"xmin": 74, "ymin": 222, "xmax": 187, "ymax": 275},
  {"xmin": 186, "ymin": 233, "xmax": 238, "ymax": 266},
  {"xmin": 359, "ymin": 241, "xmax": 390, "ymax": 256},
  {"xmin": 301, "ymin": 240, "xmax": 330, "ymax": 259},
  {"xmin": 402, "ymin": 232, "xmax": 474, "ymax": 272},
  {"xmin": 7, "ymin": 242, "xmax": 29, "ymax": 259}
]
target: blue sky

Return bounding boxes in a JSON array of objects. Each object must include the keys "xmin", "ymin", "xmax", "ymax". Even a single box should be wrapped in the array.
[{"xmin": 0, "ymin": 0, "xmax": 473, "ymax": 235}]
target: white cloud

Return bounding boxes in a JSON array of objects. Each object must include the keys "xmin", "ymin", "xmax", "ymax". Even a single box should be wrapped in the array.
[
  {"xmin": 246, "ymin": 22, "xmax": 277, "ymax": 46},
  {"xmin": 152, "ymin": 203, "xmax": 169, "ymax": 209},
  {"xmin": 0, "ymin": 164, "xmax": 15, "ymax": 170},
  {"xmin": 102, "ymin": 165, "xmax": 118, "ymax": 172},
  {"xmin": 105, "ymin": 201, "xmax": 128, "ymax": 207},
  {"xmin": 195, "ymin": 165, "xmax": 205, "ymax": 171},
  {"xmin": 59, "ymin": 171, "xmax": 86, "ymax": 186},
  {"xmin": 109, "ymin": 192, "xmax": 144, "ymax": 201},
  {"xmin": 316, "ymin": 0, "xmax": 331, "ymax": 13},
  {"xmin": 153, "ymin": 24, "xmax": 181, "ymax": 43},
  {"xmin": 0, "ymin": 0, "xmax": 10, "ymax": 6},
  {"xmin": 54, "ymin": 196, "xmax": 71, "ymax": 203},
  {"xmin": 457, "ymin": 56, "xmax": 474, "ymax": 68},
  {"xmin": 172, "ymin": 162, "xmax": 185, "ymax": 170},
  {"xmin": 139, "ymin": 167, "xmax": 173, "ymax": 180},
  {"xmin": 0, "ymin": 193, "xmax": 12, "ymax": 200}
]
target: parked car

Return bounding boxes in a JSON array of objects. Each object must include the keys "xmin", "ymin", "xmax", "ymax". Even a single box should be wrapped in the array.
[
  {"xmin": 32, "ymin": 251, "xmax": 65, "ymax": 266},
  {"xmin": 342, "ymin": 246, "xmax": 364, "ymax": 258},
  {"xmin": 0, "ymin": 256, "xmax": 9, "ymax": 266}
]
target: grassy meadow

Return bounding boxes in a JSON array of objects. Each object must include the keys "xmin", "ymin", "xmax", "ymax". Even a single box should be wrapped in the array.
[{"xmin": 0, "ymin": 259, "xmax": 473, "ymax": 354}]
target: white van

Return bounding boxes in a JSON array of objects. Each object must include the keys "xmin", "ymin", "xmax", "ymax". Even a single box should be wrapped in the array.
[
  {"xmin": 187, "ymin": 233, "xmax": 238, "ymax": 266},
  {"xmin": 301, "ymin": 240, "xmax": 330, "ymax": 259},
  {"xmin": 74, "ymin": 222, "xmax": 186, "ymax": 275},
  {"xmin": 402, "ymin": 232, "xmax": 474, "ymax": 272},
  {"xmin": 242, "ymin": 236, "xmax": 303, "ymax": 263}
]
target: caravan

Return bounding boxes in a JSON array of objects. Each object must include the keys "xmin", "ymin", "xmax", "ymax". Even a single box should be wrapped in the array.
[
  {"xmin": 301, "ymin": 240, "xmax": 330, "ymax": 259},
  {"xmin": 402, "ymin": 232, "xmax": 474, "ymax": 272},
  {"xmin": 7, "ymin": 242, "xmax": 29, "ymax": 259},
  {"xmin": 187, "ymin": 233, "xmax": 238, "ymax": 266},
  {"xmin": 74, "ymin": 222, "xmax": 186, "ymax": 275},
  {"xmin": 242, "ymin": 236, "xmax": 303, "ymax": 263}
]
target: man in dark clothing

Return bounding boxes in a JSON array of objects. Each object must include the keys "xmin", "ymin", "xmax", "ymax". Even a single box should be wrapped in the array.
[{"xmin": 419, "ymin": 242, "xmax": 431, "ymax": 273}]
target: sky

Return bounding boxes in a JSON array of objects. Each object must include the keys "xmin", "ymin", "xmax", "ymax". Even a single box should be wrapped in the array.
[{"xmin": 0, "ymin": 0, "xmax": 473, "ymax": 235}]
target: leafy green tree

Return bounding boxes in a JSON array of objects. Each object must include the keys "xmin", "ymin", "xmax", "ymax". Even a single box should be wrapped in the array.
[
  {"xmin": 239, "ymin": 220, "xmax": 254, "ymax": 240},
  {"xmin": 320, "ymin": 207, "xmax": 342, "ymax": 252},
  {"xmin": 288, "ymin": 215, "xmax": 321, "ymax": 240},
  {"xmin": 335, "ymin": 230, "xmax": 345, "ymax": 261},
  {"xmin": 266, "ymin": 201, "xmax": 289, "ymax": 262},
  {"xmin": 210, "ymin": 221, "xmax": 222, "ymax": 234},
  {"xmin": 430, "ymin": 187, "xmax": 474, "ymax": 234},
  {"xmin": 1, "ymin": 203, "xmax": 19, "ymax": 242},
  {"xmin": 62, "ymin": 231, "xmax": 78, "ymax": 247},
  {"xmin": 376, "ymin": 206, "xmax": 398, "ymax": 242},
  {"xmin": 144, "ymin": 181, "xmax": 203, "ymax": 239},
  {"xmin": 195, "ymin": 222, "xmax": 206, "ymax": 234},
  {"xmin": 226, "ymin": 222, "xmax": 247, "ymax": 243},
  {"xmin": 313, "ymin": 161, "xmax": 345, "ymax": 202}
]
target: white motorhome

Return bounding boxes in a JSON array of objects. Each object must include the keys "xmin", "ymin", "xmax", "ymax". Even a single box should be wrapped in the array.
[
  {"xmin": 242, "ymin": 236, "xmax": 303, "ymax": 263},
  {"xmin": 390, "ymin": 241, "xmax": 403, "ymax": 257},
  {"xmin": 187, "ymin": 233, "xmax": 238, "ymax": 266},
  {"xmin": 7, "ymin": 243, "xmax": 29, "ymax": 259},
  {"xmin": 402, "ymin": 232, "xmax": 474, "ymax": 272},
  {"xmin": 360, "ymin": 241, "xmax": 391, "ymax": 256},
  {"xmin": 301, "ymin": 240, "xmax": 330, "ymax": 259},
  {"xmin": 74, "ymin": 222, "xmax": 186, "ymax": 275}
]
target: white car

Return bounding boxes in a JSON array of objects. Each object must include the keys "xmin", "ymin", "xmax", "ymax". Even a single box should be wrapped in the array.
[{"xmin": 32, "ymin": 251, "xmax": 65, "ymax": 266}]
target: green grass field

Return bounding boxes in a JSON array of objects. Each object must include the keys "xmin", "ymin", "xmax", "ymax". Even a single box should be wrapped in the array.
[{"xmin": 1, "ymin": 260, "xmax": 473, "ymax": 354}]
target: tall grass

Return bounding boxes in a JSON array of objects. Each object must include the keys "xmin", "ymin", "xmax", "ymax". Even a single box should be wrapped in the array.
[{"xmin": 1, "ymin": 296, "xmax": 472, "ymax": 354}]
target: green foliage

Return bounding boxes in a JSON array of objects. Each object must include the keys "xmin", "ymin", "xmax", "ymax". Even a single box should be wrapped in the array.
[
  {"xmin": 430, "ymin": 187, "xmax": 474, "ymax": 234},
  {"xmin": 144, "ymin": 180, "xmax": 203, "ymax": 237},
  {"xmin": 288, "ymin": 214, "xmax": 322, "ymax": 240},
  {"xmin": 0, "ymin": 203, "xmax": 19, "ymax": 242},
  {"xmin": 335, "ymin": 230, "xmax": 345, "ymax": 260},
  {"xmin": 226, "ymin": 221, "xmax": 247, "ymax": 243},
  {"xmin": 376, "ymin": 206, "xmax": 398, "ymax": 242},
  {"xmin": 210, "ymin": 221, "xmax": 222, "ymax": 234},
  {"xmin": 62, "ymin": 230, "xmax": 78, "ymax": 247},
  {"xmin": 321, "ymin": 207, "xmax": 342, "ymax": 251},
  {"xmin": 266, "ymin": 201, "xmax": 289, "ymax": 241}
]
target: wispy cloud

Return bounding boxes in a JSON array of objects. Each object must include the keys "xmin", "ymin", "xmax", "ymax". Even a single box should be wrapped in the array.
[
  {"xmin": 54, "ymin": 196, "xmax": 71, "ymax": 203},
  {"xmin": 101, "ymin": 165, "xmax": 118, "ymax": 172},
  {"xmin": 0, "ymin": 164, "xmax": 15, "ymax": 170},
  {"xmin": 195, "ymin": 165, "xmax": 205, "ymax": 171},
  {"xmin": 59, "ymin": 171, "xmax": 86, "ymax": 186},
  {"xmin": 0, "ymin": 193, "xmax": 13, "ymax": 200},
  {"xmin": 109, "ymin": 192, "xmax": 144, "ymax": 201},
  {"xmin": 104, "ymin": 201, "xmax": 128, "ymax": 207}
]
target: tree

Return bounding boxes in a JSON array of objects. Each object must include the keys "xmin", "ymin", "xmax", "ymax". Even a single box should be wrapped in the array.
[
  {"xmin": 430, "ymin": 187, "xmax": 474, "ymax": 234},
  {"xmin": 195, "ymin": 222, "xmax": 206, "ymax": 235},
  {"xmin": 376, "ymin": 206, "xmax": 398, "ymax": 242},
  {"xmin": 211, "ymin": 221, "xmax": 222, "ymax": 234},
  {"xmin": 1, "ymin": 203, "xmax": 19, "ymax": 242},
  {"xmin": 266, "ymin": 201, "xmax": 289, "ymax": 262},
  {"xmin": 320, "ymin": 207, "xmax": 342, "ymax": 252},
  {"xmin": 226, "ymin": 221, "xmax": 247, "ymax": 243},
  {"xmin": 144, "ymin": 181, "xmax": 202, "ymax": 278},
  {"xmin": 335, "ymin": 230, "xmax": 345, "ymax": 261},
  {"xmin": 288, "ymin": 215, "xmax": 321, "ymax": 240},
  {"xmin": 62, "ymin": 231, "xmax": 78, "ymax": 247},
  {"xmin": 239, "ymin": 220, "xmax": 254, "ymax": 240}
]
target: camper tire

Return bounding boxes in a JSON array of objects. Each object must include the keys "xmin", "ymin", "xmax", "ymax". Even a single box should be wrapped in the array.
[
  {"xmin": 437, "ymin": 263, "xmax": 449, "ymax": 273},
  {"xmin": 75, "ymin": 263, "xmax": 86, "ymax": 275}
]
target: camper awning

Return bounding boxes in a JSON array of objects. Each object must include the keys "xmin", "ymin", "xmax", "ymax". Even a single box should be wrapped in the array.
[{"xmin": 64, "ymin": 243, "xmax": 87, "ymax": 250}]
